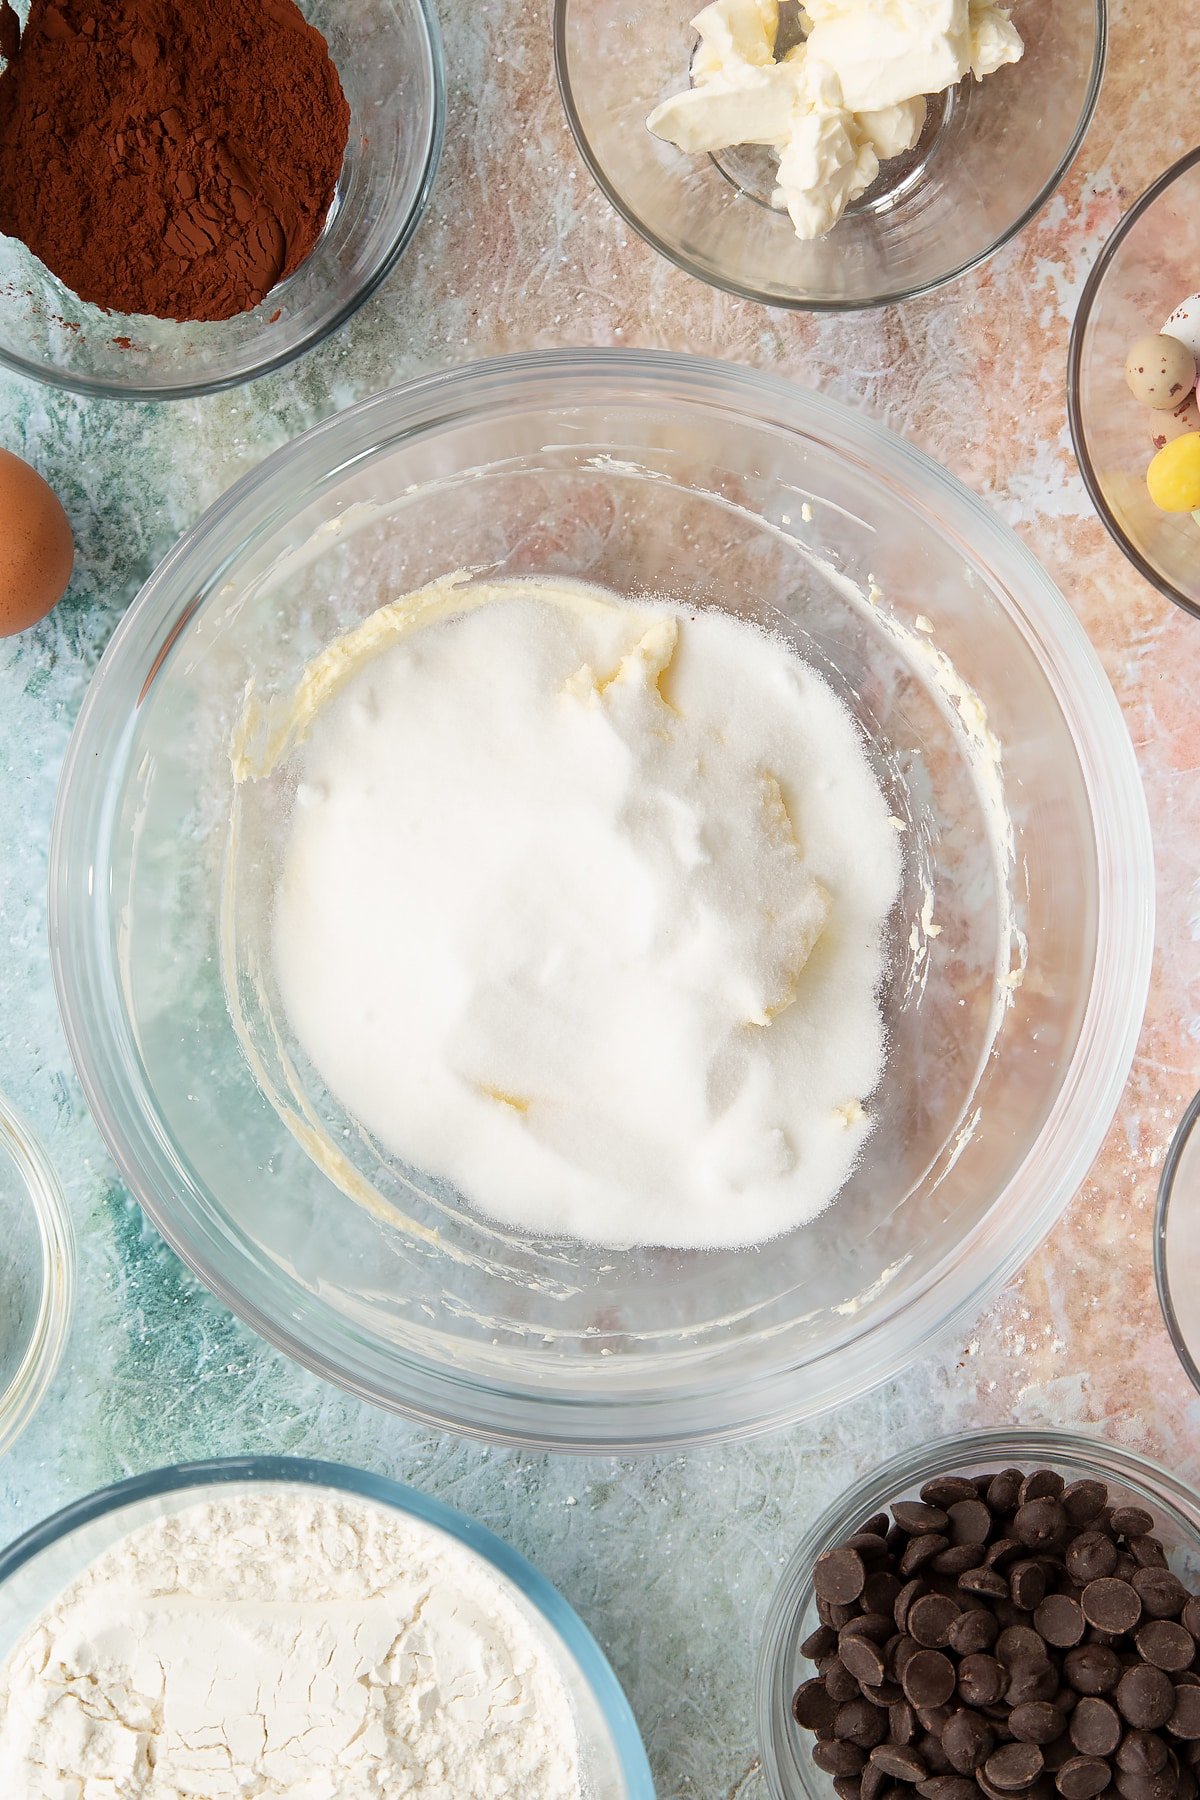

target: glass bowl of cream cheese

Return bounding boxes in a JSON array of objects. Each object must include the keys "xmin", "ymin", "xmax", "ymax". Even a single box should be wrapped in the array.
[
  {"xmin": 49, "ymin": 349, "xmax": 1150, "ymax": 1450},
  {"xmin": 0, "ymin": 1092, "xmax": 74, "ymax": 1461},
  {"xmin": 554, "ymin": 0, "xmax": 1106, "ymax": 309}
]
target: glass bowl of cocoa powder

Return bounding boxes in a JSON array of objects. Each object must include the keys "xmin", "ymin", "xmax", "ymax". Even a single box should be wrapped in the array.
[{"xmin": 0, "ymin": 0, "xmax": 444, "ymax": 399}]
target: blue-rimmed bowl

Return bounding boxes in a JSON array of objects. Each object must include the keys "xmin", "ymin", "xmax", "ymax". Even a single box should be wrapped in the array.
[{"xmin": 0, "ymin": 1455, "xmax": 654, "ymax": 1798}]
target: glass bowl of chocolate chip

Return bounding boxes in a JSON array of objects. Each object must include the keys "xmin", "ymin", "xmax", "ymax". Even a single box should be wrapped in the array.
[
  {"xmin": 759, "ymin": 1431, "xmax": 1200, "ymax": 1800},
  {"xmin": 0, "ymin": 0, "xmax": 444, "ymax": 399}
]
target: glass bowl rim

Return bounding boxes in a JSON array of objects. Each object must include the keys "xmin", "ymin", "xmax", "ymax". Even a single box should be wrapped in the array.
[
  {"xmin": 755, "ymin": 1425, "xmax": 1200, "ymax": 1800},
  {"xmin": 0, "ymin": 1453, "xmax": 655, "ymax": 1795},
  {"xmin": 552, "ymin": 0, "xmax": 1108, "ymax": 313},
  {"xmin": 1067, "ymin": 143, "xmax": 1200, "ymax": 623},
  {"xmin": 0, "ymin": 0, "xmax": 447, "ymax": 403},
  {"xmin": 48, "ymin": 347, "xmax": 1154, "ymax": 1451},
  {"xmin": 1154, "ymin": 1084, "xmax": 1200, "ymax": 1396},
  {"xmin": 0, "ymin": 1091, "xmax": 74, "ymax": 1461}
]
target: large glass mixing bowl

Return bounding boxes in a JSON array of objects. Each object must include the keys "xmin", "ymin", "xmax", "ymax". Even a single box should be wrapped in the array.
[{"xmin": 49, "ymin": 351, "xmax": 1152, "ymax": 1450}]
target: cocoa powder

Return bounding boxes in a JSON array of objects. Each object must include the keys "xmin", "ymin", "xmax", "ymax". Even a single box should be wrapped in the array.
[{"xmin": 0, "ymin": 0, "xmax": 350, "ymax": 322}]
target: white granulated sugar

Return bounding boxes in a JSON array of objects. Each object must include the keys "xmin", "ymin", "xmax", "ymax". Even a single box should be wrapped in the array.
[
  {"xmin": 0, "ymin": 1489, "xmax": 582, "ymax": 1799},
  {"xmin": 270, "ymin": 577, "xmax": 902, "ymax": 1250}
]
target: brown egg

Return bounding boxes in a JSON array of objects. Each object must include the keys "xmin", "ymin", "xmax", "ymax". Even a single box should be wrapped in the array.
[{"xmin": 0, "ymin": 446, "xmax": 73, "ymax": 635}]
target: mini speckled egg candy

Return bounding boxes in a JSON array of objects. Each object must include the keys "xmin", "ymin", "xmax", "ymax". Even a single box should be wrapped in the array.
[
  {"xmin": 1163, "ymin": 292, "xmax": 1200, "ymax": 361},
  {"xmin": 1147, "ymin": 432, "xmax": 1200, "ymax": 511},
  {"xmin": 1151, "ymin": 391, "xmax": 1200, "ymax": 450},
  {"xmin": 0, "ymin": 447, "xmax": 73, "ymax": 635},
  {"xmin": 1125, "ymin": 333, "xmax": 1197, "ymax": 410}
]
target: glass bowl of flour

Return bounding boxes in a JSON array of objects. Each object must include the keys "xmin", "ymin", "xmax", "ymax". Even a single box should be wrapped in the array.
[
  {"xmin": 0, "ymin": 1092, "xmax": 73, "ymax": 1460},
  {"xmin": 50, "ymin": 350, "xmax": 1151, "ymax": 1449},
  {"xmin": 0, "ymin": 1457, "xmax": 653, "ymax": 1796}
]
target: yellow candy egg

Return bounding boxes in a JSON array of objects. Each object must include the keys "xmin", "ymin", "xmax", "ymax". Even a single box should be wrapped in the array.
[{"xmin": 1147, "ymin": 432, "xmax": 1200, "ymax": 512}]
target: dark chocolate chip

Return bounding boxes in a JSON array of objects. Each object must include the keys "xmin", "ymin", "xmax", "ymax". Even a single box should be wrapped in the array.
[
  {"xmin": 896, "ymin": 1581, "xmax": 929, "ymax": 1631},
  {"xmin": 1022, "ymin": 1474, "xmax": 1068, "ymax": 1505},
  {"xmin": 949, "ymin": 1609, "xmax": 1001, "ymax": 1655},
  {"xmin": 949, "ymin": 1500, "xmax": 994, "ymax": 1546},
  {"xmin": 795, "ymin": 1677, "xmax": 840, "ymax": 1730},
  {"xmin": 990, "ymin": 1542, "xmax": 1028, "ymax": 1571},
  {"xmin": 863, "ymin": 1513, "xmax": 893, "ymax": 1537},
  {"xmin": 1117, "ymin": 1734, "xmax": 1170, "ymax": 1777},
  {"xmin": 919, "ymin": 1731, "xmax": 954, "ymax": 1775},
  {"xmin": 1062, "ymin": 1485, "xmax": 1111, "ymax": 1529},
  {"xmin": 923, "ymin": 1478, "xmax": 985, "ymax": 1510},
  {"xmin": 837, "ymin": 1699, "xmax": 891, "ymax": 1748},
  {"xmin": 1137, "ymin": 1623, "xmax": 1196, "ymax": 1675},
  {"xmin": 849, "ymin": 1533, "xmax": 895, "ymax": 1564},
  {"xmin": 816, "ymin": 1740, "xmax": 870, "ymax": 1775},
  {"xmin": 1011, "ymin": 1704, "xmax": 1071, "ymax": 1746},
  {"xmin": 959, "ymin": 1654, "xmax": 1009, "ymax": 1706},
  {"xmin": 866, "ymin": 1574, "xmax": 905, "ymax": 1617},
  {"xmin": 1110, "ymin": 1511, "xmax": 1156, "ymax": 1541},
  {"xmin": 963, "ymin": 1569, "xmax": 1014, "ymax": 1600},
  {"xmin": 1170, "ymin": 1688, "xmax": 1200, "ymax": 1740},
  {"xmin": 901, "ymin": 1537, "xmax": 953, "ymax": 1578},
  {"xmin": 1000, "ymin": 1628, "xmax": 1051, "ymax": 1668},
  {"xmin": 894, "ymin": 1502, "xmax": 952, "ymax": 1535},
  {"xmin": 1069, "ymin": 1537, "xmax": 1121, "ymax": 1586},
  {"xmin": 1130, "ymin": 1540, "xmax": 1169, "ymax": 1573},
  {"xmin": 1013, "ymin": 1563, "xmax": 1050, "ymax": 1611},
  {"xmin": 934, "ymin": 1545, "xmax": 987, "ymax": 1575},
  {"xmin": 818, "ymin": 1547, "xmax": 869, "ymax": 1604},
  {"xmin": 871, "ymin": 1744, "xmax": 929, "ymax": 1783},
  {"xmin": 844, "ymin": 1614, "xmax": 900, "ymax": 1645},
  {"xmin": 903, "ymin": 1650, "xmax": 957, "ymax": 1708},
  {"xmin": 825, "ymin": 1658, "xmax": 863, "ymax": 1703},
  {"xmin": 1112, "ymin": 1767, "xmax": 1179, "ymax": 1800},
  {"xmin": 1037, "ymin": 1596, "xmax": 1087, "ymax": 1649},
  {"xmin": 1016, "ymin": 1502, "xmax": 1069, "ymax": 1551},
  {"xmin": 863, "ymin": 1681, "xmax": 907, "ymax": 1708},
  {"xmin": 890, "ymin": 1700, "xmax": 919, "ymax": 1745},
  {"xmin": 1134, "ymin": 1572, "xmax": 1189, "ymax": 1622},
  {"xmin": 917, "ymin": 1779, "xmax": 979, "ymax": 1800},
  {"xmin": 943, "ymin": 1709, "xmax": 996, "ymax": 1773},
  {"xmin": 986, "ymin": 1743, "xmax": 1047, "ymax": 1790},
  {"xmin": 863, "ymin": 1767, "xmax": 892, "ymax": 1800},
  {"xmin": 909, "ymin": 1595, "xmax": 962, "ymax": 1649},
  {"xmin": 1181, "ymin": 1600, "xmax": 1200, "ymax": 1641},
  {"xmin": 1056, "ymin": 1756, "xmax": 1114, "ymax": 1799},
  {"xmin": 1117, "ymin": 1667, "xmax": 1177, "ymax": 1731},
  {"xmin": 834, "ymin": 1779, "xmax": 863, "ymax": 1800},
  {"xmin": 893, "ymin": 1638, "xmax": 920, "ymax": 1681},
  {"xmin": 1071, "ymin": 1698, "xmax": 1123, "ymax": 1756},
  {"xmin": 988, "ymin": 1472, "xmax": 1027, "ymax": 1515},
  {"xmin": 803, "ymin": 1624, "xmax": 839, "ymax": 1661},
  {"xmin": 1083, "ymin": 1581, "xmax": 1143, "ymax": 1635},
  {"xmin": 1008, "ymin": 1663, "xmax": 1064, "ymax": 1707}
]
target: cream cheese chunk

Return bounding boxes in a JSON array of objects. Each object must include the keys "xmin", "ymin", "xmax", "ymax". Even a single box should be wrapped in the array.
[{"xmin": 647, "ymin": 0, "xmax": 1022, "ymax": 240}]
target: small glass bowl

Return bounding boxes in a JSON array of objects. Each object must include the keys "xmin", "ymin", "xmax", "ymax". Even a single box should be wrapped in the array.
[
  {"xmin": 1069, "ymin": 149, "xmax": 1200, "ymax": 620},
  {"xmin": 0, "ymin": 1457, "xmax": 654, "ymax": 1798},
  {"xmin": 0, "ymin": 1093, "xmax": 74, "ymax": 1460},
  {"xmin": 554, "ymin": 0, "xmax": 1105, "ymax": 311},
  {"xmin": 757, "ymin": 1429, "xmax": 1200, "ymax": 1800},
  {"xmin": 0, "ymin": 0, "xmax": 444, "ymax": 399},
  {"xmin": 1155, "ymin": 1087, "xmax": 1200, "ymax": 1393}
]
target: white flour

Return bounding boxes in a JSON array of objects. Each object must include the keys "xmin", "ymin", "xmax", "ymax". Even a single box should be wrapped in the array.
[
  {"xmin": 0, "ymin": 1488, "xmax": 583, "ymax": 1799},
  {"xmin": 263, "ymin": 576, "xmax": 902, "ymax": 1249}
]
